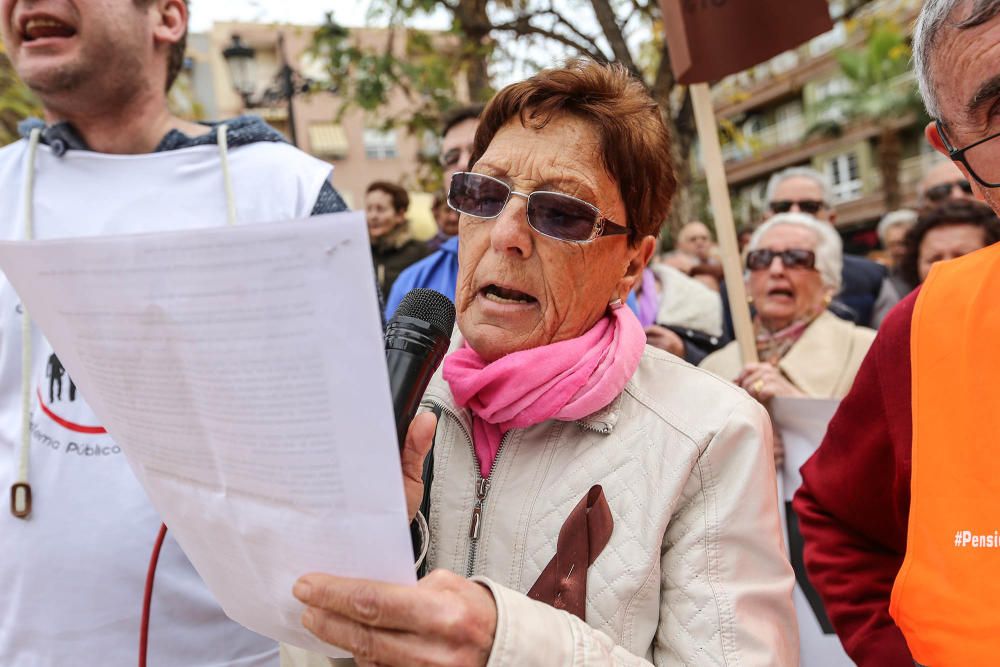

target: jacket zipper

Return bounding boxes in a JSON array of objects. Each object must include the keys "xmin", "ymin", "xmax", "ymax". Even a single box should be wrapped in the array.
[
  {"xmin": 429, "ymin": 401, "xmax": 512, "ymax": 578},
  {"xmin": 465, "ymin": 431, "xmax": 511, "ymax": 578}
]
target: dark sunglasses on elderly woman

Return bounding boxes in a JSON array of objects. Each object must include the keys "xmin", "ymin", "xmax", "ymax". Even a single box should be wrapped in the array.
[
  {"xmin": 448, "ymin": 171, "xmax": 629, "ymax": 243},
  {"xmin": 746, "ymin": 248, "xmax": 817, "ymax": 271}
]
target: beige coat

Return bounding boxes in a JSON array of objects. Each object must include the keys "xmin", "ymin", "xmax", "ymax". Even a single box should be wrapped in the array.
[
  {"xmin": 700, "ymin": 312, "xmax": 877, "ymax": 398},
  {"xmin": 650, "ymin": 264, "xmax": 723, "ymax": 337},
  {"xmin": 284, "ymin": 345, "xmax": 799, "ymax": 666}
]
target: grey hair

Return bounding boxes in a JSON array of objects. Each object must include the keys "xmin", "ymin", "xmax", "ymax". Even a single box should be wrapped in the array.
[
  {"xmin": 914, "ymin": 0, "xmax": 1000, "ymax": 120},
  {"xmin": 765, "ymin": 166, "xmax": 833, "ymax": 206},
  {"xmin": 746, "ymin": 212, "xmax": 844, "ymax": 294},
  {"xmin": 877, "ymin": 209, "xmax": 919, "ymax": 245}
]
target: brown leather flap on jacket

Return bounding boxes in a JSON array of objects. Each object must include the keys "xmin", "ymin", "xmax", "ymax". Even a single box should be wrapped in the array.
[{"xmin": 527, "ymin": 484, "xmax": 613, "ymax": 621}]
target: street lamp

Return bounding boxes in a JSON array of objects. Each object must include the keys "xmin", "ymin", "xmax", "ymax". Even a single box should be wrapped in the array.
[
  {"xmin": 221, "ymin": 34, "xmax": 256, "ymax": 101},
  {"xmin": 222, "ymin": 33, "xmax": 303, "ymax": 147}
]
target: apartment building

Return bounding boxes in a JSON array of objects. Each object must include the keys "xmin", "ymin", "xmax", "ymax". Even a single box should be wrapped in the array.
[
  {"xmin": 707, "ymin": 0, "xmax": 934, "ymax": 249},
  {"xmin": 178, "ymin": 22, "xmax": 465, "ymax": 235}
]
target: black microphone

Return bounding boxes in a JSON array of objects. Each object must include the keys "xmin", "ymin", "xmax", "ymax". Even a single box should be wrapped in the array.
[{"xmin": 385, "ymin": 289, "xmax": 456, "ymax": 450}]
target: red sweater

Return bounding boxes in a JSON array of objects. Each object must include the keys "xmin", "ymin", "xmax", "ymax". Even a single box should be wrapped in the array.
[{"xmin": 792, "ymin": 290, "xmax": 918, "ymax": 665}]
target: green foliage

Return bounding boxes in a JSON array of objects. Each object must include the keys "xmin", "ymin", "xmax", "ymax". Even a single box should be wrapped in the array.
[
  {"xmin": 808, "ymin": 19, "xmax": 927, "ymax": 209},
  {"xmin": 0, "ymin": 44, "xmax": 40, "ymax": 146},
  {"xmin": 312, "ymin": 9, "xmax": 485, "ymax": 136},
  {"xmin": 311, "ymin": 5, "xmax": 490, "ymax": 188},
  {"xmin": 810, "ymin": 20, "xmax": 924, "ymax": 129}
]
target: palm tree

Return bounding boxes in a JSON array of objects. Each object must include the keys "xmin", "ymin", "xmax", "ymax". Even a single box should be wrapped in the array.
[
  {"xmin": 809, "ymin": 20, "xmax": 924, "ymax": 210},
  {"xmin": 0, "ymin": 43, "xmax": 40, "ymax": 146}
]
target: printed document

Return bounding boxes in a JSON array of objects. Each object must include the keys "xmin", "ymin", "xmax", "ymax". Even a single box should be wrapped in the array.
[{"xmin": 0, "ymin": 212, "xmax": 413, "ymax": 658}]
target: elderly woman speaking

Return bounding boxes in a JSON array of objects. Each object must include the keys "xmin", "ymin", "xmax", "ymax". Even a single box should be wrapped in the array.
[
  {"xmin": 701, "ymin": 213, "xmax": 876, "ymax": 403},
  {"xmin": 289, "ymin": 61, "xmax": 797, "ymax": 666}
]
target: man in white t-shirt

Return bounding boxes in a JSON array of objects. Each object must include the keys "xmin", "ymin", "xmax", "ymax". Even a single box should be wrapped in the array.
[{"xmin": 0, "ymin": 1, "xmax": 347, "ymax": 665}]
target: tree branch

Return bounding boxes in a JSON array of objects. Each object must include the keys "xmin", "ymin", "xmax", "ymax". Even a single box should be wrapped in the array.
[
  {"xmin": 492, "ymin": 15, "xmax": 609, "ymax": 63},
  {"xmin": 588, "ymin": 0, "xmax": 638, "ymax": 74},
  {"xmin": 651, "ymin": 41, "xmax": 676, "ymax": 103},
  {"xmin": 535, "ymin": 7, "xmax": 606, "ymax": 57}
]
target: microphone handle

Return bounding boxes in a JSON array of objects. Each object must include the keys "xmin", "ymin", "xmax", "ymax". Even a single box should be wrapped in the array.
[{"xmin": 385, "ymin": 319, "xmax": 449, "ymax": 450}]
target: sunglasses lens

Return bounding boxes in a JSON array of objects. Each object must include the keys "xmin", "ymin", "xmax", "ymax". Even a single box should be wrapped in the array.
[
  {"xmin": 746, "ymin": 249, "xmax": 816, "ymax": 270},
  {"xmin": 784, "ymin": 249, "xmax": 816, "ymax": 269},
  {"xmin": 448, "ymin": 173, "xmax": 508, "ymax": 218},
  {"xmin": 799, "ymin": 201, "xmax": 823, "ymax": 214},
  {"xmin": 746, "ymin": 249, "xmax": 771, "ymax": 270},
  {"xmin": 527, "ymin": 192, "xmax": 598, "ymax": 241},
  {"xmin": 926, "ymin": 183, "xmax": 951, "ymax": 201},
  {"xmin": 770, "ymin": 201, "xmax": 792, "ymax": 214}
]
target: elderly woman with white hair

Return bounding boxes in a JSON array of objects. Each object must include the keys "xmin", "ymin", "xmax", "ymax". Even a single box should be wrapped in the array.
[{"xmin": 701, "ymin": 213, "xmax": 876, "ymax": 405}]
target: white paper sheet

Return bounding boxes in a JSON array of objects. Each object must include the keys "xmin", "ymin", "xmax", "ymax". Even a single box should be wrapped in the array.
[
  {"xmin": 771, "ymin": 397, "xmax": 855, "ymax": 667},
  {"xmin": 0, "ymin": 212, "xmax": 414, "ymax": 658}
]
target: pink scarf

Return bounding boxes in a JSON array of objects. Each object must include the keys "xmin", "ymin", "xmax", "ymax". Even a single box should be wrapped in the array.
[{"xmin": 442, "ymin": 306, "xmax": 646, "ymax": 476}]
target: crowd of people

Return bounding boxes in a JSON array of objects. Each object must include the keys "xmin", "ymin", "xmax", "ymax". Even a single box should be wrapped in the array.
[{"xmin": 4, "ymin": 0, "xmax": 1000, "ymax": 666}]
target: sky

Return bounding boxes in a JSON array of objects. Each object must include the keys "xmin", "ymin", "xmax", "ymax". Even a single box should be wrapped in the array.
[{"xmin": 188, "ymin": 0, "xmax": 449, "ymax": 33}]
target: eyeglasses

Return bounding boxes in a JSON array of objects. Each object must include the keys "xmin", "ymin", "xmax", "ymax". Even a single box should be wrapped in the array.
[
  {"xmin": 447, "ymin": 171, "xmax": 629, "ymax": 243},
  {"xmin": 936, "ymin": 119, "xmax": 1000, "ymax": 188},
  {"xmin": 746, "ymin": 248, "xmax": 817, "ymax": 271},
  {"xmin": 769, "ymin": 200, "xmax": 826, "ymax": 215},
  {"xmin": 924, "ymin": 178, "xmax": 974, "ymax": 202}
]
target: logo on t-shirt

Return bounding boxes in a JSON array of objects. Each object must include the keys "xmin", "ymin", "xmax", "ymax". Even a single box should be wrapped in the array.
[
  {"xmin": 36, "ymin": 353, "xmax": 106, "ymax": 435},
  {"xmin": 31, "ymin": 352, "xmax": 118, "ymax": 457}
]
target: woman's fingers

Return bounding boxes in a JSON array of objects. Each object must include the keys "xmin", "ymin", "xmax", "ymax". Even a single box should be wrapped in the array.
[
  {"xmin": 296, "ymin": 574, "xmax": 445, "ymax": 633},
  {"xmin": 735, "ymin": 362, "xmax": 767, "ymax": 385},
  {"xmin": 301, "ymin": 607, "xmax": 436, "ymax": 666},
  {"xmin": 294, "ymin": 570, "xmax": 496, "ymax": 667},
  {"xmin": 401, "ymin": 411, "xmax": 436, "ymax": 520}
]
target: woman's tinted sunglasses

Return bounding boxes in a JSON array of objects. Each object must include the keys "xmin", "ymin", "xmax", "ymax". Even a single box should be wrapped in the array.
[
  {"xmin": 746, "ymin": 248, "xmax": 817, "ymax": 271},
  {"xmin": 448, "ymin": 171, "xmax": 629, "ymax": 243}
]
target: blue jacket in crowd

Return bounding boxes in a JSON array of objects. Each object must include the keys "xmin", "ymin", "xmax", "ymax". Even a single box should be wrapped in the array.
[{"xmin": 385, "ymin": 235, "xmax": 460, "ymax": 319}]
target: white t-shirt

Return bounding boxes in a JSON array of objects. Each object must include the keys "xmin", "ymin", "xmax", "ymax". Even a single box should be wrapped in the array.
[{"xmin": 0, "ymin": 137, "xmax": 332, "ymax": 667}]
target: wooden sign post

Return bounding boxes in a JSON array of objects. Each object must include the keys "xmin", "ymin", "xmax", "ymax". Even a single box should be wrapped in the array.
[{"xmin": 689, "ymin": 83, "xmax": 758, "ymax": 363}]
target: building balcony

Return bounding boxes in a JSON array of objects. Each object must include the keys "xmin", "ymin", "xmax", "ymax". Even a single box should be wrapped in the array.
[
  {"xmin": 720, "ymin": 117, "xmax": 808, "ymax": 163},
  {"xmin": 717, "ymin": 113, "xmax": 918, "ymax": 187}
]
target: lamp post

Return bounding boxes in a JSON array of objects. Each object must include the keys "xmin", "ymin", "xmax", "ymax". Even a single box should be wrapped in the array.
[{"xmin": 222, "ymin": 33, "xmax": 302, "ymax": 147}]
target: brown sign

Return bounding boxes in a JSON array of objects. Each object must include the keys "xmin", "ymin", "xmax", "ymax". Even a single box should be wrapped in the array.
[{"xmin": 661, "ymin": 0, "xmax": 834, "ymax": 84}]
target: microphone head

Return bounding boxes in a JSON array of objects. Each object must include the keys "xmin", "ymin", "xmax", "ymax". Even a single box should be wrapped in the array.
[{"xmin": 394, "ymin": 288, "xmax": 456, "ymax": 338}]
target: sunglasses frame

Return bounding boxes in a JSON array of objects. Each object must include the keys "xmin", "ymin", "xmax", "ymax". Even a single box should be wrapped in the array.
[
  {"xmin": 768, "ymin": 199, "xmax": 826, "ymax": 215},
  {"xmin": 935, "ymin": 119, "xmax": 1000, "ymax": 189},
  {"xmin": 746, "ymin": 248, "xmax": 818, "ymax": 272},
  {"xmin": 448, "ymin": 171, "xmax": 629, "ymax": 243}
]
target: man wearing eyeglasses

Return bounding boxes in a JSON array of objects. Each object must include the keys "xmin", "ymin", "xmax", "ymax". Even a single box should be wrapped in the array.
[
  {"xmin": 764, "ymin": 167, "xmax": 887, "ymax": 328},
  {"xmin": 385, "ymin": 104, "xmax": 483, "ymax": 319},
  {"xmin": 794, "ymin": 1, "xmax": 1000, "ymax": 665}
]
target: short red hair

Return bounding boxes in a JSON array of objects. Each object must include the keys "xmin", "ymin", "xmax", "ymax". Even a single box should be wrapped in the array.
[{"xmin": 470, "ymin": 59, "xmax": 676, "ymax": 244}]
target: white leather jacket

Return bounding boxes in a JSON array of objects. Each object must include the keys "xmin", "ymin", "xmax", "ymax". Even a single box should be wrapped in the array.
[{"xmin": 283, "ymin": 345, "xmax": 799, "ymax": 666}]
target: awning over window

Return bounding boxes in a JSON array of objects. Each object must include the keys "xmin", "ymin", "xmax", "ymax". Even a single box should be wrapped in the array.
[{"xmin": 308, "ymin": 122, "xmax": 349, "ymax": 159}]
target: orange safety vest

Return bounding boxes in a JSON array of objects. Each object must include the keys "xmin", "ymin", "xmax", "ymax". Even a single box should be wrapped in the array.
[{"xmin": 890, "ymin": 242, "xmax": 1000, "ymax": 665}]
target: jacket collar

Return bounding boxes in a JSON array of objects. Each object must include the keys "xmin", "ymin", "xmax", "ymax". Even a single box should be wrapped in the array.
[
  {"xmin": 372, "ymin": 223, "xmax": 413, "ymax": 252},
  {"xmin": 778, "ymin": 311, "xmax": 859, "ymax": 397}
]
